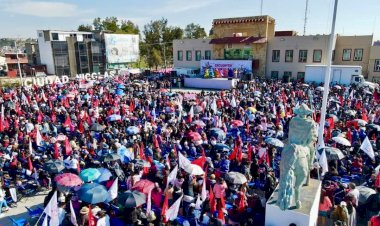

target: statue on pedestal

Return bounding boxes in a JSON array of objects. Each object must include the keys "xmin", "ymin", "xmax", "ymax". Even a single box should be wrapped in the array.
[{"xmin": 276, "ymin": 104, "xmax": 317, "ymax": 210}]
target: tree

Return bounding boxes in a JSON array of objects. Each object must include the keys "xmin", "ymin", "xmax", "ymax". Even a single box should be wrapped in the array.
[
  {"xmin": 93, "ymin": 17, "xmax": 103, "ymax": 30},
  {"xmin": 147, "ymin": 48, "xmax": 163, "ymax": 69},
  {"xmin": 102, "ymin": 17, "xmax": 118, "ymax": 32},
  {"xmin": 78, "ymin": 24, "xmax": 92, "ymax": 32},
  {"xmin": 184, "ymin": 23, "xmax": 207, "ymax": 39},
  {"xmin": 120, "ymin": 20, "xmax": 140, "ymax": 34}
]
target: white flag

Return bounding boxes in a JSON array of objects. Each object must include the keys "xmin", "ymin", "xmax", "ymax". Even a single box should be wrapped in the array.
[
  {"xmin": 44, "ymin": 191, "xmax": 59, "ymax": 226},
  {"xmin": 319, "ymin": 150, "xmax": 329, "ymax": 176},
  {"xmin": 42, "ymin": 215, "xmax": 48, "ymax": 226},
  {"xmin": 36, "ymin": 127, "xmax": 43, "ymax": 146},
  {"xmin": 201, "ymin": 172, "xmax": 207, "ymax": 201},
  {"xmin": 189, "ymin": 106, "xmax": 194, "ymax": 118},
  {"xmin": 349, "ymin": 90, "xmax": 354, "ymax": 99},
  {"xmin": 231, "ymin": 96, "xmax": 237, "ymax": 108},
  {"xmin": 167, "ymin": 165, "xmax": 178, "ymax": 187},
  {"xmin": 360, "ymin": 136, "xmax": 375, "ymax": 160},
  {"xmin": 41, "ymin": 90, "xmax": 47, "ymax": 102},
  {"xmin": 146, "ymin": 189, "xmax": 152, "ymax": 214},
  {"xmin": 21, "ymin": 93, "xmax": 29, "ymax": 106},
  {"xmin": 9, "ymin": 188, "xmax": 17, "ymax": 202},
  {"xmin": 106, "ymin": 179, "xmax": 118, "ymax": 202},
  {"xmin": 152, "ymin": 108, "xmax": 156, "ymax": 121},
  {"xmin": 211, "ymin": 99, "xmax": 217, "ymax": 113},
  {"xmin": 70, "ymin": 200, "xmax": 77, "ymax": 226},
  {"xmin": 29, "ymin": 139, "xmax": 33, "ymax": 155},
  {"xmin": 195, "ymin": 194, "xmax": 202, "ymax": 209},
  {"xmin": 165, "ymin": 195, "xmax": 183, "ymax": 221},
  {"xmin": 178, "ymin": 152, "xmax": 191, "ymax": 169}
]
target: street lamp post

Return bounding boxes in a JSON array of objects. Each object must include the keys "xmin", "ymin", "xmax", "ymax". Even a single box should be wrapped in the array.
[{"xmin": 317, "ymin": 0, "xmax": 339, "ymax": 148}]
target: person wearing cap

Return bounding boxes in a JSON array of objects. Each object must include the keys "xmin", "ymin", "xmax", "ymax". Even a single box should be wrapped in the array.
[
  {"xmin": 79, "ymin": 206, "xmax": 89, "ymax": 226},
  {"xmin": 96, "ymin": 210, "xmax": 110, "ymax": 226}
]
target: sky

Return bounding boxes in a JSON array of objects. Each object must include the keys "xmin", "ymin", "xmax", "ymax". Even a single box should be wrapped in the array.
[{"xmin": 0, "ymin": 0, "xmax": 379, "ymax": 41}]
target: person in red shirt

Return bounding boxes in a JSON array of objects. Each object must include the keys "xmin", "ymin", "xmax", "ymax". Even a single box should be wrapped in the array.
[{"xmin": 369, "ymin": 212, "xmax": 380, "ymax": 226}]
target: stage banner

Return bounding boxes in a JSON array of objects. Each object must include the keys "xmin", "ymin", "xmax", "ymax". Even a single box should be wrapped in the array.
[{"xmin": 200, "ymin": 60, "xmax": 252, "ymax": 71}]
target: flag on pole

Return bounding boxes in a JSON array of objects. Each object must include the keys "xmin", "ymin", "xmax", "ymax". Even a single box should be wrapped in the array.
[
  {"xmin": 165, "ymin": 195, "xmax": 183, "ymax": 221},
  {"xmin": 106, "ymin": 179, "xmax": 118, "ymax": 202},
  {"xmin": 36, "ymin": 128, "xmax": 43, "ymax": 146},
  {"xmin": 319, "ymin": 149, "xmax": 329, "ymax": 176},
  {"xmin": 44, "ymin": 191, "xmax": 59, "ymax": 226},
  {"xmin": 360, "ymin": 136, "xmax": 375, "ymax": 160},
  {"xmin": 88, "ymin": 206, "xmax": 96, "ymax": 226},
  {"xmin": 167, "ymin": 165, "xmax": 178, "ymax": 188},
  {"xmin": 178, "ymin": 151, "xmax": 191, "ymax": 169},
  {"xmin": 28, "ymin": 157, "xmax": 33, "ymax": 171},
  {"xmin": 188, "ymin": 106, "xmax": 194, "ymax": 123},
  {"xmin": 161, "ymin": 196, "xmax": 169, "ymax": 223},
  {"xmin": 42, "ymin": 215, "xmax": 48, "ymax": 226},
  {"xmin": 29, "ymin": 139, "xmax": 33, "ymax": 155},
  {"xmin": 65, "ymin": 138, "xmax": 72, "ymax": 156},
  {"xmin": 201, "ymin": 169, "xmax": 207, "ymax": 201},
  {"xmin": 146, "ymin": 189, "xmax": 152, "ymax": 214},
  {"xmin": 209, "ymin": 186, "xmax": 216, "ymax": 214},
  {"xmin": 230, "ymin": 96, "xmax": 237, "ymax": 108},
  {"xmin": 69, "ymin": 201, "xmax": 77, "ymax": 226}
]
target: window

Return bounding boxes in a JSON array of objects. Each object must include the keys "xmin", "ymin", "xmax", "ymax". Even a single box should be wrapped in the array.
[
  {"xmin": 285, "ymin": 50, "xmax": 293, "ymax": 62},
  {"xmin": 284, "ymin": 71, "xmax": 292, "ymax": 77},
  {"xmin": 186, "ymin": 50, "xmax": 192, "ymax": 61},
  {"xmin": 297, "ymin": 72, "xmax": 305, "ymax": 80},
  {"xmin": 195, "ymin": 50, "xmax": 201, "ymax": 61},
  {"xmin": 271, "ymin": 71, "xmax": 279, "ymax": 79},
  {"xmin": 227, "ymin": 43, "xmax": 232, "ymax": 48},
  {"xmin": 177, "ymin": 51, "xmax": 183, "ymax": 61},
  {"xmin": 353, "ymin": 49, "xmax": 363, "ymax": 61},
  {"xmin": 332, "ymin": 50, "xmax": 335, "ymax": 61},
  {"xmin": 205, "ymin": 50, "xmax": 211, "ymax": 60},
  {"xmin": 51, "ymin": 33, "xmax": 59, "ymax": 41},
  {"xmin": 374, "ymin": 59, "xmax": 380, "ymax": 72},
  {"xmin": 313, "ymin": 50, "xmax": 322, "ymax": 62},
  {"xmin": 272, "ymin": 50, "xmax": 280, "ymax": 62},
  {"xmin": 298, "ymin": 50, "xmax": 307, "ymax": 63},
  {"xmin": 342, "ymin": 49, "xmax": 352, "ymax": 61}
]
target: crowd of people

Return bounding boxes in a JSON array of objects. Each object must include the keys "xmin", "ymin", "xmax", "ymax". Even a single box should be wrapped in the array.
[{"xmin": 0, "ymin": 74, "xmax": 379, "ymax": 226}]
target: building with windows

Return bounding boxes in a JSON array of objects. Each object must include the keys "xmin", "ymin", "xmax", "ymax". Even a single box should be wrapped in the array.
[
  {"xmin": 333, "ymin": 35, "xmax": 373, "ymax": 77},
  {"xmin": 266, "ymin": 34, "xmax": 331, "ymax": 80},
  {"xmin": 25, "ymin": 41, "xmax": 40, "ymax": 65},
  {"xmin": 173, "ymin": 39, "xmax": 212, "ymax": 69},
  {"xmin": 4, "ymin": 53, "xmax": 28, "ymax": 77},
  {"xmin": 368, "ymin": 46, "xmax": 380, "ymax": 82}
]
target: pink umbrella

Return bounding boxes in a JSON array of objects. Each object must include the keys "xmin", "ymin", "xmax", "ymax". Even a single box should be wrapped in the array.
[
  {"xmin": 55, "ymin": 173, "xmax": 83, "ymax": 187},
  {"xmin": 132, "ymin": 179, "xmax": 155, "ymax": 195},
  {"xmin": 188, "ymin": 132, "xmax": 202, "ymax": 141},
  {"xmin": 231, "ymin": 120, "xmax": 244, "ymax": 127}
]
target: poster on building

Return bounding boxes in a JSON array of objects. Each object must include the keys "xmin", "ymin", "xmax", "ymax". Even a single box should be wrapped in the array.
[
  {"xmin": 104, "ymin": 34, "xmax": 139, "ymax": 64},
  {"xmin": 200, "ymin": 60, "xmax": 252, "ymax": 71}
]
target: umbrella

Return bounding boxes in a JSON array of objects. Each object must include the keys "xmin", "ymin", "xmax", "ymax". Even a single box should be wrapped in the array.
[
  {"xmin": 231, "ymin": 120, "xmax": 244, "ymax": 127},
  {"xmin": 56, "ymin": 134, "xmax": 67, "ymax": 141},
  {"xmin": 332, "ymin": 137, "xmax": 351, "ymax": 146},
  {"xmin": 44, "ymin": 160, "xmax": 65, "ymax": 173},
  {"xmin": 188, "ymin": 132, "xmax": 202, "ymax": 141},
  {"xmin": 132, "ymin": 179, "xmax": 155, "ymax": 195},
  {"xmin": 107, "ymin": 114, "xmax": 121, "ymax": 122},
  {"xmin": 254, "ymin": 91, "xmax": 261, "ymax": 96},
  {"xmin": 126, "ymin": 126, "xmax": 140, "ymax": 135},
  {"xmin": 209, "ymin": 128, "xmax": 226, "ymax": 140},
  {"xmin": 90, "ymin": 123, "xmax": 104, "ymax": 132},
  {"xmin": 226, "ymin": 172, "xmax": 247, "ymax": 185},
  {"xmin": 119, "ymin": 190, "xmax": 146, "ymax": 208},
  {"xmin": 265, "ymin": 137, "xmax": 284, "ymax": 148},
  {"xmin": 326, "ymin": 114, "xmax": 339, "ymax": 122},
  {"xmin": 80, "ymin": 168, "xmax": 101, "ymax": 182},
  {"xmin": 354, "ymin": 119, "xmax": 368, "ymax": 126},
  {"xmin": 357, "ymin": 186, "xmax": 375, "ymax": 204},
  {"xmin": 334, "ymin": 85, "xmax": 342, "ymax": 89},
  {"xmin": 184, "ymin": 164, "xmax": 205, "ymax": 175},
  {"xmin": 95, "ymin": 168, "xmax": 113, "ymax": 183},
  {"xmin": 77, "ymin": 183, "xmax": 108, "ymax": 204},
  {"xmin": 194, "ymin": 106, "xmax": 203, "ymax": 114},
  {"xmin": 159, "ymin": 88, "xmax": 169, "ymax": 93},
  {"xmin": 135, "ymin": 159, "xmax": 151, "ymax": 167},
  {"xmin": 100, "ymin": 153, "xmax": 120, "ymax": 162},
  {"xmin": 302, "ymin": 84, "xmax": 309, "ymax": 87},
  {"xmin": 214, "ymin": 143, "xmax": 231, "ymax": 152},
  {"xmin": 318, "ymin": 147, "xmax": 345, "ymax": 160},
  {"xmin": 192, "ymin": 120, "xmax": 206, "ymax": 127},
  {"xmin": 364, "ymin": 90, "xmax": 373, "ymax": 95},
  {"xmin": 55, "ymin": 173, "xmax": 83, "ymax": 192},
  {"xmin": 117, "ymin": 84, "xmax": 125, "ymax": 89},
  {"xmin": 345, "ymin": 110, "xmax": 356, "ymax": 116},
  {"xmin": 316, "ymin": 86, "xmax": 324, "ymax": 91},
  {"xmin": 368, "ymin": 124, "xmax": 380, "ymax": 132}
]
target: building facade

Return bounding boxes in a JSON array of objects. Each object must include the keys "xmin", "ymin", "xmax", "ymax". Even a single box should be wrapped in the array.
[
  {"xmin": 333, "ymin": 35, "xmax": 373, "ymax": 77},
  {"xmin": 368, "ymin": 46, "xmax": 380, "ymax": 82},
  {"xmin": 4, "ymin": 53, "xmax": 28, "ymax": 77},
  {"xmin": 266, "ymin": 35, "xmax": 331, "ymax": 80},
  {"xmin": 173, "ymin": 39, "xmax": 212, "ymax": 69},
  {"xmin": 25, "ymin": 42, "xmax": 40, "ymax": 65}
]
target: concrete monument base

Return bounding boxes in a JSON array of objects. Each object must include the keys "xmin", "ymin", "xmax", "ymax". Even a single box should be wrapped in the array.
[{"xmin": 265, "ymin": 179, "xmax": 321, "ymax": 226}]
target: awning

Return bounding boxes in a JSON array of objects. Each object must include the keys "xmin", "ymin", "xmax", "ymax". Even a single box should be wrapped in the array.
[{"xmin": 209, "ymin": 36, "xmax": 266, "ymax": 45}]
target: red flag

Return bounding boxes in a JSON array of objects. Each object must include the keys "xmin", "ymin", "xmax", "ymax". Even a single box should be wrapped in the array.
[
  {"xmin": 217, "ymin": 209, "xmax": 225, "ymax": 225},
  {"xmin": 54, "ymin": 142, "xmax": 59, "ymax": 159},
  {"xmin": 49, "ymin": 100, "xmax": 53, "ymax": 109},
  {"xmin": 346, "ymin": 129, "xmax": 352, "ymax": 143},
  {"xmin": 209, "ymin": 186, "xmax": 216, "ymax": 214},
  {"xmin": 51, "ymin": 111, "xmax": 56, "ymax": 123},
  {"xmin": 153, "ymin": 135, "xmax": 159, "ymax": 148},
  {"xmin": 88, "ymin": 206, "xmax": 96, "ymax": 226},
  {"xmin": 237, "ymin": 146, "xmax": 243, "ymax": 162},
  {"xmin": 139, "ymin": 142, "xmax": 145, "ymax": 160},
  {"xmin": 77, "ymin": 160, "xmax": 81, "ymax": 173},
  {"xmin": 161, "ymin": 196, "xmax": 169, "ymax": 223},
  {"xmin": 362, "ymin": 113, "xmax": 368, "ymax": 122},
  {"xmin": 247, "ymin": 144, "xmax": 253, "ymax": 161},
  {"xmin": 374, "ymin": 91, "xmax": 380, "ymax": 103},
  {"xmin": 266, "ymin": 151, "xmax": 271, "ymax": 167},
  {"xmin": 129, "ymin": 101, "xmax": 135, "ymax": 112},
  {"xmin": 238, "ymin": 195, "xmax": 245, "ymax": 213},
  {"xmin": 192, "ymin": 155, "xmax": 206, "ymax": 168},
  {"xmin": 229, "ymin": 144, "xmax": 239, "ymax": 161},
  {"xmin": 339, "ymin": 95, "xmax": 344, "ymax": 106},
  {"xmin": 220, "ymin": 193, "xmax": 226, "ymax": 210},
  {"xmin": 63, "ymin": 116, "xmax": 71, "ymax": 127},
  {"xmin": 28, "ymin": 157, "xmax": 33, "ymax": 171},
  {"xmin": 375, "ymin": 171, "xmax": 380, "ymax": 188},
  {"xmin": 4, "ymin": 118, "xmax": 9, "ymax": 130},
  {"xmin": 78, "ymin": 120, "xmax": 84, "ymax": 133},
  {"xmin": 355, "ymin": 100, "xmax": 362, "ymax": 110},
  {"xmin": 37, "ymin": 111, "xmax": 43, "ymax": 124},
  {"xmin": 65, "ymin": 138, "xmax": 72, "ymax": 155}
]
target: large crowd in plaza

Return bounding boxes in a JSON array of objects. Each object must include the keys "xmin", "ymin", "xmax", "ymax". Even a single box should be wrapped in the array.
[{"xmin": 0, "ymin": 73, "xmax": 379, "ymax": 226}]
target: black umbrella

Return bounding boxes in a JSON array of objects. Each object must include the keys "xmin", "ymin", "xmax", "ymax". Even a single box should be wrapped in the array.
[
  {"xmin": 368, "ymin": 124, "xmax": 380, "ymax": 132},
  {"xmin": 90, "ymin": 123, "xmax": 104, "ymax": 132},
  {"xmin": 118, "ymin": 190, "xmax": 146, "ymax": 208},
  {"xmin": 99, "ymin": 153, "xmax": 120, "ymax": 162},
  {"xmin": 44, "ymin": 160, "xmax": 65, "ymax": 173}
]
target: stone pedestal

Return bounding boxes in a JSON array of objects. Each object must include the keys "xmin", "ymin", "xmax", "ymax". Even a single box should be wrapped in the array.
[{"xmin": 265, "ymin": 179, "xmax": 321, "ymax": 226}]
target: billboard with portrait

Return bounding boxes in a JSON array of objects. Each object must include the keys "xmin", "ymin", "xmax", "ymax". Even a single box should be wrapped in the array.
[{"xmin": 104, "ymin": 34, "xmax": 139, "ymax": 64}]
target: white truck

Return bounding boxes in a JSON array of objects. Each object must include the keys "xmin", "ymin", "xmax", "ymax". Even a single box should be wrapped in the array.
[{"xmin": 304, "ymin": 65, "xmax": 378, "ymax": 89}]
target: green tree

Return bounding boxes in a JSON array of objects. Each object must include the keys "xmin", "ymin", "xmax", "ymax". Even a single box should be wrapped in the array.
[
  {"xmin": 77, "ymin": 24, "xmax": 93, "ymax": 32},
  {"xmin": 93, "ymin": 17, "xmax": 103, "ymax": 30},
  {"xmin": 148, "ymin": 48, "xmax": 163, "ymax": 69},
  {"xmin": 184, "ymin": 23, "xmax": 207, "ymax": 39},
  {"xmin": 120, "ymin": 20, "xmax": 140, "ymax": 34},
  {"xmin": 102, "ymin": 17, "xmax": 118, "ymax": 32}
]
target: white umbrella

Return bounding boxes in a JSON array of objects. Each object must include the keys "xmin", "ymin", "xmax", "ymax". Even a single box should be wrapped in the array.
[
  {"xmin": 226, "ymin": 172, "xmax": 247, "ymax": 184},
  {"xmin": 316, "ymin": 86, "xmax": 324, "ymax": 91},
  {"xmin": 184, "ymin": 164, "xmax": 205, "ymax": 176},
  {"xmin": 332, "ymin": 137, "xmax": 351, "ymax": 146},
  {"xmin": 354, "ymin": 119, "xmax": 368, "ymax": 126},
  {"xmin": 334, "ymin": 85, "xmax": 342, "ymax": 89}
]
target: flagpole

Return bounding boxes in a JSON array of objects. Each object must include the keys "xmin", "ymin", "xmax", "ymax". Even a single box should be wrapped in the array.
[{"xmin": 317, "ymin": 0, "xmax": 339, "ymax": 148}]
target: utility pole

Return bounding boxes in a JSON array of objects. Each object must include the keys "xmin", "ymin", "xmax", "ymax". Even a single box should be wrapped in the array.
[
  {"xmin": 317, "ymin": 0, "xmax": 339, "ymax": 148},
  {"xmin": 14, "ymin": 40, "xmax": 23, "ymax": 82},
  {"xmin": 260, "ymin": 0, "xmax": 263, "ymax": 15},
  {"xmin": 303, "ymin": 0, "xmax": 309, "ymax": 35}
]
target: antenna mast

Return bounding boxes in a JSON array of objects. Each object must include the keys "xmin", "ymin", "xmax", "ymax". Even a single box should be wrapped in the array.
[
  {"xmin": 303, "ymin": 0, "xmax": 309, "ymax": 35},
  {"xmin": 260, "ymin": 0, "xmax": 263, "ymax": 15}
]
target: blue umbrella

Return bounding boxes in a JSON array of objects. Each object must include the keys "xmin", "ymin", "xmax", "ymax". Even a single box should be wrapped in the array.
[
  {"xmin": 265, "ymin": 137, "xmax": 284, "ymax": 148},
  {"xmin": 107, "ymin": 114, "xmax": 121, "ymax": 122},
  {"xmin": 116, "ymin": 89, "xmax": 125, "ymax": 96},
  {"xmin": 117, "ymin": 84, "xmax": 126, "ymax": 89},
  {"xmin": 214, "ymin": 143, "xmax": 231, "ymax": 152},
  {"xmin": 126, "ymin": 126, "xmax": 140, "ymax": 135},
  {"xmin": 209, "ymin": 128, "xmax": 226, "ymax": 140},
  {"xmin": 95, "ymin": 168, "xmax": 113, "ymax": 183},
  {"xmin": 80, "ymin": 168, "xmax": 101, "ymax": 182},
  {"xmin": 77, "ymin": 183, "xmax": 108, "ymax": 204}
]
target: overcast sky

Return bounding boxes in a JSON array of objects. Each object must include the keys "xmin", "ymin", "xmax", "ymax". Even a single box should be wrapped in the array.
[{"xmin": 0, "ymin": 0, "xmax": 379, "ymax": 41}]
